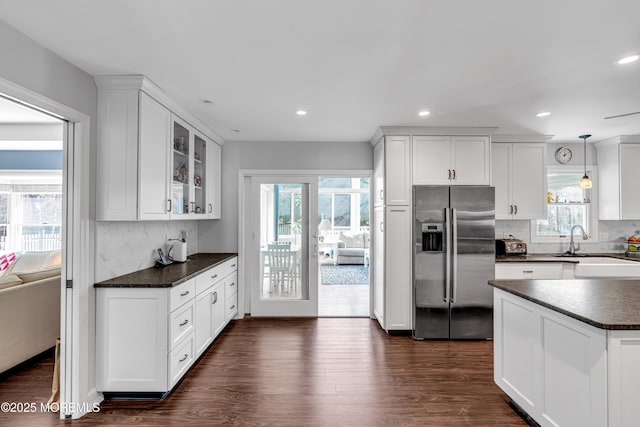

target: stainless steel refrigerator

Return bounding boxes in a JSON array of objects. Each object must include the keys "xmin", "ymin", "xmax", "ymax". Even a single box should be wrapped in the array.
[{"xmin": 413, "ymin": 186, "xmax": 495, "ymax": 340}]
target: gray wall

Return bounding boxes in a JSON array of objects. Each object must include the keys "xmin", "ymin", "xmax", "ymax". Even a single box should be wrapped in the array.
[
  {"xmin": 198, "ymin": 140, "xmax": 373, "ymax": 252},
  {"xmin": 0, "ymin": 18, "xmax": 99, "ymax": 409},
  {"xmin": 0, "ymin": 150, "xmax": 62, "ymax": 169}
]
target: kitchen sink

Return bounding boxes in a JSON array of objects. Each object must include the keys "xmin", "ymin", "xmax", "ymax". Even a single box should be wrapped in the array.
[{"xmin": 573, "ymin": 257, "xmax": 640, "ymax": 278}]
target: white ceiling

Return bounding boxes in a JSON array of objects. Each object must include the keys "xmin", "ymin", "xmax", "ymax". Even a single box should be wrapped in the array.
[{"xmin": 0, "ymin": 0, "xmax": 639, "ymax": 143}]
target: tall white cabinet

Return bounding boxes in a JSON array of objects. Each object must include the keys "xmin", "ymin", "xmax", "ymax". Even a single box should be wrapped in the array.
[
  {"xmin": 596, "ymin": 137, "xmax": 640, "ymax": 220},
  {"xmin": 95, "ymin": 75, "xmax": 223, "ymax": 221},
  {"xmin": 491, "ymin": 138, "xmax": 547, "ymax": 220}
]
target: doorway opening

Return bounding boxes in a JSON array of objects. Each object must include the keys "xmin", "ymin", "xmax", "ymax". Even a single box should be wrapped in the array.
[
  {"xmin": 0, "ymin": 95, "xmax": 64, "ymax": 401},
  {"xmin": 317, "ymin": 177, "xmax": 370, "ymax": 317}
]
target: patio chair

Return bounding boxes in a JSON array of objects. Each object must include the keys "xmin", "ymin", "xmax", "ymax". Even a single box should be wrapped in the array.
[{"xmin": 267, "ymin": 243, "xmax": 295, "ymax": 293}]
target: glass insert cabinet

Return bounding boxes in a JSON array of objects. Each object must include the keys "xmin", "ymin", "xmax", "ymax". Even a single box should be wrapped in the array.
[{"xmin": 171, "ymin": 115, "xmax": 220, "ymax": 219}]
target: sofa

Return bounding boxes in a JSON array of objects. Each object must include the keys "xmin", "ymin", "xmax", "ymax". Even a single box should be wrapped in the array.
[
  {"xmin": 335, "ymin": 231, "xmax": 370, "ymax": 265},
  {"xmin": 0, "ymin": 250, "xmax": 61, "ymax": 374}
]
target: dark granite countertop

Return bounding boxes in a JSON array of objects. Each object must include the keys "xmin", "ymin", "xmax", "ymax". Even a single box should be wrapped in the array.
[
  {"xmin": 496, "ymin": 253, "xmax": 640, "ymax": 263},
  {"xmin": 489, "ymin": 279, "xmax": 640, "ymax": 330},
  {"xmin": 95, "ymin": 253, "xmax": 238, "ymax": 288}
]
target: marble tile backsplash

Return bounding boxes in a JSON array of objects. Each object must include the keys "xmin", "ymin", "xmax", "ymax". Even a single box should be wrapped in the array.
[
  {"xmin": 496, "ymin": 220, "xmax": 639, "ymax": 254},
  {"xmin": 95, "ymin": 221, "xmax": 198, "ymax": 282}
]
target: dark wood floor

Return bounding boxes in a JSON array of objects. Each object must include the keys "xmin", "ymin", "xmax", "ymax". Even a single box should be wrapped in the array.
[{"xmin": 0, "ymin": 318, "xmax": 527, "ymax": 426}]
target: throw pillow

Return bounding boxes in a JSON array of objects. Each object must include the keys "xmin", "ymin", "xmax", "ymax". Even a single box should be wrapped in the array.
[
  {"xmin": 0, "ymin": 252, "xmax": 17, "ymax": 277},
  {"xmin": 339, "ymin": 232, "xmax": 365, "ymax": 248},
  {"xmin": 17, "ymin": 267, "xmax": 62, "ymax": 284},
  {"xmin": 0, "ymin": 274, "xmax": 23, "ymax": 290},
  {"xmin": 6, "ymin": 250, "xmax": 61, "ymax": 276}
]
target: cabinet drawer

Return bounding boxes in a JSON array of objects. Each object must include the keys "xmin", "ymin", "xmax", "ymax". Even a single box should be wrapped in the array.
[
  {"xmin": 225, "ymin": 292, "xmax": 237, "ymax": 320},
  {"xmin": 169, "ymin": 332, "xmax": 195, "ymax": 388},
  {"xmin": 195, "ymin": 257, "xmax": 238, "ymax": 295},
  {"xmin": 225, "ymin": 271, "xmax": 238, "ymax": 296},
  {"xmin": 169, "ymin": 301, "xmax": 195, "ymax": 349},
  {"xmin": 495, "ymin": 263, "xmax": 563, "ymax": 280},
  {"xmin": 170, "ymin": 278, "xmax": 195, "ymax": 311}
]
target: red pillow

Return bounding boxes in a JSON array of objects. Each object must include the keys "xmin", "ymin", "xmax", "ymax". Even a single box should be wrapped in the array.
[{"xmin": 0, "ymin": 252, "xmax": 16, "ymax": 272}]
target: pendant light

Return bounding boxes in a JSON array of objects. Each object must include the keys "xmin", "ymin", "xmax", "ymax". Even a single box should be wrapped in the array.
[{"xmin": 579, "ymin": 134, "xmax": 592, "ymax": 189}]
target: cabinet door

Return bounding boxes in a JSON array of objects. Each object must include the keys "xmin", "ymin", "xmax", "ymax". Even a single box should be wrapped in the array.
[
  {"xmin": 192, "ymin": 133, "xmax": 207, "ymax": 219},
  {"xmin": 492, "ymin": 144, "xmax": 512, "ymax": 219},
  {"xmin": 412, "ymin": 135, "xmax": 451, "ymax": 185},
  {"xmin": 195, "ymin": 288, "xmax": 213, "ymax": 356},
  {"xmin": 620, "ymin": 144, "xmax": 640, "ymax": 219},
  {"xmin": 170, "ymin": 115, "xmax": 193, "ymax": 218},
  {"xmin": 206, "ymin": 140, "xmax": 222, "ymax": 219},
  {"xmin": 138, "ymin": 92, "xmax": 171, "ymax": 220},
  {"xmin": 511, "ymin": 144, "xmax": 546, "ymax": 219},
  {"xmin": 373, "ymin": 139, "xmax": 384, "ymax": 207},
  {"xmin": 385, "ymin": 135, "xmax": 411, "ymax": 205},
  {"xmin": 373, "ymin": 207, "xmax": 385, "ymax": 325},
  {"xmin": 451, "ymin": 136, "xmax": 491, "ymax": 185},
  {"xmin": 384, "ymin": 206, "xmax": 412, "ymax": 330},
  {"xmin": 211, "ymin": 282, "xmax": 226, "ymax": 338}
]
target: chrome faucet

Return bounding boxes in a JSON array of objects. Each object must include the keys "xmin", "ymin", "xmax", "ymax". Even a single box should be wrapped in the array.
[{"xmin": 568, "ymin": 225, "xmax": 588, "ymax": 255}]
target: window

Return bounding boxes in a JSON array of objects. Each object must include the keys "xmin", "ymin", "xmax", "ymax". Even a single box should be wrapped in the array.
[
  {"xmin": 531, "ymin": 166, "xmax": 597, "ymax": 243},
  {"xmin": 0, "ymin": 173, "xmax": 62, "ymax": 253},
  {"xmin": 318, "ymin": 177, "xmax": 369, "ymax": 233}
]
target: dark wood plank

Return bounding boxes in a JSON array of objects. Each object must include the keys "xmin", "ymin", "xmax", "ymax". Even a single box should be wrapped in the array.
[{"xmin": 0, "ymin": 318, "xmax": 527, "ymax": 426}]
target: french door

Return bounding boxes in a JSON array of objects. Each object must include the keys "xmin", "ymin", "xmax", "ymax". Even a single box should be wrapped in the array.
[{"xmin": 249, "ymin": 175, "xmax": 318, "ymax": 316}]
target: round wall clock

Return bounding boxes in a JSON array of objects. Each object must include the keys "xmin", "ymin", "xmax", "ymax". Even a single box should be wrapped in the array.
[{"xmin": 555, "ymin": 146, "xmax": 573, "ymax": 164}]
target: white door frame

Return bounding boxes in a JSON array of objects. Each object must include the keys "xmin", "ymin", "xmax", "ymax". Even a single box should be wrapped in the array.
[
  {"xmin": 0, "ymin": 77, "xmax": 96, "ymax": 419},
  {"xmin": 238, "ymin": 169, "xmax": 372, "ymax": 317}
]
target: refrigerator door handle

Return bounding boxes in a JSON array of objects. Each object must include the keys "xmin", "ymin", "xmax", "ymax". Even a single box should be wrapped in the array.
[
  {"xmin": 451, "ymin": 208, "xmax": 458, "ymax": 303},
  {"xmin": 444, "ymin": 208, "xmax": 451, "ymax": 303}
]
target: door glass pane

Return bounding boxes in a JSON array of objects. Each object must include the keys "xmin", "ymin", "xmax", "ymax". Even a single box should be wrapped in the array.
[
  {"xmin": 334, "ymin": 194, "xmax": 351, "ymax": 227},
  {"xmin": 260, "ymin": 183, "xmax": 308, "ymax": 300},
  {"xmin": 172, "ymin": 121, "xmax": 190, "ymax": 214},
  {"xmin": 193, "ymin": 134, "xmax": 206, "ymax": 216}
]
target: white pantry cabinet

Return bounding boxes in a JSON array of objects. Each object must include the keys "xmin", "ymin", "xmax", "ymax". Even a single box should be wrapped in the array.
[
  {"xmin": 413, "ymin": 135, "xmax": 491, "ymax": 185},
  {"xmin": 596, "ymin": 139, "xmax": 640, "ymax": 220},
  {"xmin": 95, "ymin": 75, "xmax": 223, "ymax": 221},
  {"xmin": 96, "ymin": 257, "xmax": 237, "ymax": 393},
  {"xmin": 492, "ymin": 143, "xmax": 546, "ymax": 220},
  {"xmin": 372, "ymin": 205, "xmax": 412, "ymax": 331},
  {"xmin": 372, "ymin": 134, "xmax": 411, "ymax": 206}
]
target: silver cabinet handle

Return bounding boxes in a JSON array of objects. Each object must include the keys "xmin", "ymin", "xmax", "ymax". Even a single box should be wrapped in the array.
[
  {"xmin": 179, "ymin": 354, "xmax": 188, "ymax": 363},
  {"xmin": 452, "ymin": 169, "xmax": 456, "ymax": 180},
  {"xmin": 229, "ymin": 282, "xmax": 236, "ymax": 287},
  {"xmin": 231, "ymin": 264, "xmax": 236, "ymax": 267},
  {"xmin": 509, "ymin": 205, "xmax": 513, "ymax": 214},
  {"xmin": 180, "ymin": 290, "xmax": 189, "ymax": 297},
  {"xmin": 211, "ymin": 274, "xmax": 218, "ymax": 279},
  {"xmin": 514, "ymin": 205, "xmax": 518, "ymax": 215},
  {"xmin": 208, "ymin": 203, "xmax": 212, "ymax": 213},
  {"xmin": 379, "ymin": 190, "xmax": 384, "ymax": 201},
  {"xmin": 451, "ymin": 208, "xmax": 458, "ymax": 303},
  {"xmin": 523, "ymin": 270, "xmax": 534, "ymax": 274},
  {"xmin": 179, "ymin": 319, "xmax": 189, "ymax": 326},
  {"xmin": 448, "ymin": 169, "xmax": 452, "ymax": 180},
  {"xmin": 230, "ymin": 305, "xmax": 235, "ymax": 310},
  {"xmin": 444, "ymin": 208, "xmax": 451, "ymax": 303},
  {"xmin": 167, "ymin": 199, "xmax": 172, "ymax": 212},
  {"xmin": 212, "ymin": 291, "xmax": 218, "ymax": 304},
  {"xmin": 379, "ymin": 222, "xmax": 384, "ymax": 232}
]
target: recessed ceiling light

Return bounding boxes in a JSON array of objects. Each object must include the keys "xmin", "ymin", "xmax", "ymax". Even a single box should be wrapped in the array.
[
  {"xmin": 618, "ymin": 55, "xmax": 639, "ymax": 65},
  {"xmin": 418, "ymin": 110, "xmax": 430, "ymax": 117},
  {"xmin": 296, "ymin": 110, "xmax": 307, "ymax": 116},
  {"xmin": 231, "ymin": 129, "xmax": 240, "ymax": 133},
  {"xmin": 201, "ymin": 99, "xmax": 214, "ymax": 104},
  {"xmin": 536, "ymin": 111, "xmax": 551, "ymax": 117}
]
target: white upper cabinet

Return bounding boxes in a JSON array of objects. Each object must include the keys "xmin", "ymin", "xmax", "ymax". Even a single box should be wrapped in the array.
[
  {"xmin": 597, "ymin": 139, "xmax": 640, "ymax": 220},
  {"xmin": 372, "ymin": 134, "xmax": 411, "ymax": 206},
  {"xmin": 95, "ymin": 75, "xmax": 223, "ymax": 221},
  {"xmin": 412, "ymin": 135, "xmax": 491, "ymax": 185},
  {"xmin": 492, "ymin": 142, "xmax": 546, "ymax": 220}
]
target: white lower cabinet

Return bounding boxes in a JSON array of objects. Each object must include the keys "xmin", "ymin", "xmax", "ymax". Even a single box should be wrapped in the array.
[
  {"xmin": 493, "ymin": 288, "xmax": 640, "ymax": 427},
  {"xmin": 495, "ymin": 263, "xmax": 564, "ymax": 280},
  {"xmin": 96, "ymin": 257, "xmax": 238, "ymax": 393}
]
